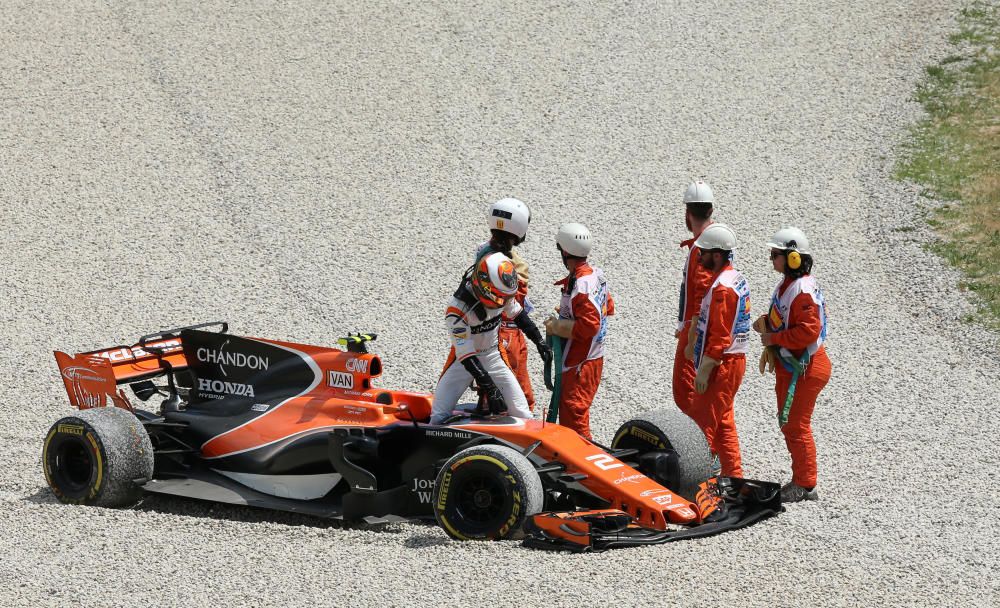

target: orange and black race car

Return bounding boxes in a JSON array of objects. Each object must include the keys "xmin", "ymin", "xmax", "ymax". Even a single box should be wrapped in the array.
[{"xmin": 44, "ymin": 322, "xmax": 781, "ymax": 552}]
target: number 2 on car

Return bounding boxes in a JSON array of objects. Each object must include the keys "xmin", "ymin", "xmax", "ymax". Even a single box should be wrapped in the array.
[{"xmin": 584, "ymin": 453, "xmax": 624, "ymax": 470}]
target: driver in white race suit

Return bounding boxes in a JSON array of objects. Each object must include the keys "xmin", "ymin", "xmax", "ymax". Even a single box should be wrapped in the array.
[{"xmin": 430, "ymin": 251, "xmax": 551, "ymax": 424}]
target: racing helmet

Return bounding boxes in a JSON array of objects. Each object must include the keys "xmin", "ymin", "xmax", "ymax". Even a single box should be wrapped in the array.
[
  {"xmin": 471, "ymin": 252, "xmax": 519, "ymax": 308},
  {"xmin": 556, "ymin": 222, "xmax": 592, "ymax": 257},
  {"xmin": 488, "ymin": 198, "xmax": 531, "ymax": 240},
  {"xmin": 766, "ymin": 226, "xmax": 810, "ymax": 254},
  {"xmin": 694, "ymin": 223, "xmax": 737, "ymax": 251},
  {"xmin": 683, "ymin": 180, "xmax": 715, "ymax": 205}
]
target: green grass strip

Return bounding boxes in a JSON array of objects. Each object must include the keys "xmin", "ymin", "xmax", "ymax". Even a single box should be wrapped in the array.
[{"xmin": 896, "ymin": 1, "xmax": 1000, "ymax": 330}]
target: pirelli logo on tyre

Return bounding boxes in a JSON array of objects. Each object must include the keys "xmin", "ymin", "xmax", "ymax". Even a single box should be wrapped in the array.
[
  {"xmin": 630, "ymin": 426, "xmax": 665, "ymax": 449},
  {"xmin": 436, "ymin": 470, "xmax": 452, "ymax": 511},
  {"xmin": 57, "ymin": 424, "xmax": 84, "ymax": 436}
]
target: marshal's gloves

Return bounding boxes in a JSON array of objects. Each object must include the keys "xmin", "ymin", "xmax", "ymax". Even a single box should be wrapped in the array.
[
  {"xmin": 684, "ymin": 321, "xmax": 699, "ymax": 361},
  {"xmin": 544, "ymin": 316, "xmax": 575, "ymax": 339},
  {"xmin": 694, "ymin": 356, "xmax": 720, "ymax": 394},
  {"xmin": 753, "ymin": 315, "xmax": 780, "ymax": 346},
  {"xmin": 461, "ymin": 356, "xmax": 507, "ymax": 415},
  {"xmin": 753, "ymin": 315, "xmax": 777, "ymax": 344},
  {"xmin": 759, "ymin": 347, "xmax": 777, "ymax": 375},
  {"xmin": 511, "ymin": 249, "xmax": 530, "ymax": 287}
]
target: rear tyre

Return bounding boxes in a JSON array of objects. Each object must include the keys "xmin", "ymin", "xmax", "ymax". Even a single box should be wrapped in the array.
[
  {"xmin": 42, "ymin": 407, "xmax": 154, "ymax": 508},
  {"xmin": 433, "ymin": 444, "xmax": 543, "ymax": 541},
  {"xmin": 611, "ymin": 407, "xmax": 713, "ymax": 500}
]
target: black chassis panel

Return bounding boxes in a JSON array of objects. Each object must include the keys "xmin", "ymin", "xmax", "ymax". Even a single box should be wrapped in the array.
[{"xmin": 151, "ymin": 421, "xmax": 513, "ymax": 522}]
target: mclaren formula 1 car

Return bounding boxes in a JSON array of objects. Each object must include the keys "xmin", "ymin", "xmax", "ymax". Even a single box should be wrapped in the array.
[{"xmin": 45, "ymin": 322, "xmax": 781, "ymax": 551}]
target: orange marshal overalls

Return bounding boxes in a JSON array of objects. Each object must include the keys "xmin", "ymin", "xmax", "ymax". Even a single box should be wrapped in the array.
[
  {"xmin": 554, "ymin": 263, "xmax": 615, "ymax": 440},
  {"xmin": 499, "ymin": 279, "xmax": 535, "ymax": 410},
  {"xmin": 674, "ymin": 227, "xmax": 716, "ymax": 442},
  {"xmin": 770, "ymin": 275, "xmax": 831, "ymax": 489},
  {"xmin": 689, "ymin": 263, "xmax": 748, "ymax": 478}
]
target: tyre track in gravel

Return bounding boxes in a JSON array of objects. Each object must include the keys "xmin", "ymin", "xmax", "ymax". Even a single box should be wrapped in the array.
[{"xmin": 106, "ymin": 0, "xmax": 348, "ymax": 333}]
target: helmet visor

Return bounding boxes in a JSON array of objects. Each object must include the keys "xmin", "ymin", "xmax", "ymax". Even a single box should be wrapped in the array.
[{"xmin": 472, "ymin": 276, "xmax": 511, "ymax": 308}]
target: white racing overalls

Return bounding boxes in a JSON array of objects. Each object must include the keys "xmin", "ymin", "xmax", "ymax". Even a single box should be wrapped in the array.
[{"xmin": 430, "ymin": 286, "xmax": 531, "ymax": 424}]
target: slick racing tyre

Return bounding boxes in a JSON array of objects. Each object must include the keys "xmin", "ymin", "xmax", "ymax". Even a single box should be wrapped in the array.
[
  {"xmin": 42, "ymin": 407, "xmax": 154, "ymax": 508},
  {"xmin": 611, "ymin": 407, "xmax": 713, "ymax": 500},
  {"xmin": 434, "ymin": 444, "xmax": 543, "ymax": 541}
]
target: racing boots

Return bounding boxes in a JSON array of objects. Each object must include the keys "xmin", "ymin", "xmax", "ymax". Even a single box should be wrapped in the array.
[{"xmin": 780, "ymin": 482, "xmax": 818, "ymax": 503}]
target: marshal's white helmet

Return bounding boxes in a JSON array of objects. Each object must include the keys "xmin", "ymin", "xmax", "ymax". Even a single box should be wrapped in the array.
[
  {"xmin": 694, "ymin": 223, "xmax": 737, "ymax": 251},
  {"xmin": 556, "ymin": 222, "xmax": 592, "ymax": 257},
  {"xmin": 488, "ymin": 198, "xmax": 531, "ymax": 240},
  {"xmin": 766, "ymin": 227, "xmax": 810, "ymax": 254},
  {"xmin": 472, "ymin": 252, "xmax": 519, "ymax": 308},
  {"xmin": 683, "ymin": 180, "xmax": 715, "ymax": 205}
]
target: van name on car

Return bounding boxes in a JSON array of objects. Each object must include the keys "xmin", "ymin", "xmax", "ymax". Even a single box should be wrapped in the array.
[{"xmin": 327, "ymin": 371, "xmax": 354, "ymax": 389}]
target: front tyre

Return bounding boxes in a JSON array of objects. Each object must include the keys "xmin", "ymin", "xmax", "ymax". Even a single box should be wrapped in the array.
[
  {"xmin": 611, "ymin": 407, "xmax": 713, "ymax": 500},
  {"xmin": 433, "ymin": 444, "xmax": 543, "ymax": 541},
  {"xmin": 42, "ymin": 407, "xmax": 154, "ymax": 508}
]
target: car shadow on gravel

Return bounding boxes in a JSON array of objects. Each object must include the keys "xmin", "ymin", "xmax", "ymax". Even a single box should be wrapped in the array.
[
  {"xmin": 403, "ymin": 533, "xmax": 450, "ymax": 548},
  {"xmin": 23, "ymin": 487, "xmax": 61, "ymax": 505},
  {"xmin": 22, "ymin": 486, "xmax": 418, "ymax": 534}
]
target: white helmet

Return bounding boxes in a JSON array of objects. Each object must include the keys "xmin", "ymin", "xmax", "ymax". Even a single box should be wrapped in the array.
[
  {"xmin": 766, "ymin": 227, "xmax": 810, "ymax": 254},
  {"xmin": 694, "ymin": 223, "xmax": 737, "ymax": 251},
  {"xmin": 683, "ymin": 181, "xmax": 715, "ymax": 205},
  {"xmin": 471, "ymin": 252, "xmax": 519, "ymax": 308},
  {"xmin": 488, "ymin": 198, "xmax": 531, "ymax": 240},
  {"xmin": 556, "ymin": 223, "xmax": 592, "ymax": 257}
]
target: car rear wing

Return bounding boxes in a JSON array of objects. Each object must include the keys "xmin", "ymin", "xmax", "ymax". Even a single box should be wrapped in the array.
[{"xmin": 54, "ymin": 321, "xmax": 228, "ymax": 411}]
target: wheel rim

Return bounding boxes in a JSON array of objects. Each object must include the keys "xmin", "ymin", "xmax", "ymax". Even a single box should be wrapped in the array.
[
  {"xmin": 456, "ymin": 472, "xmax": 505, "ymax": 524},
  {"xmin": 56, "ymin": 439, "xmax": 93, "ymax": 491}
]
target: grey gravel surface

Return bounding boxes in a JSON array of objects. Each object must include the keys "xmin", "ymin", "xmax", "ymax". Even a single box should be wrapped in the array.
[{"xmin": 2, "ymin": 1, "xmax": 998, "ymax": 606}]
